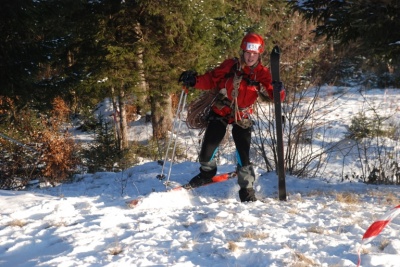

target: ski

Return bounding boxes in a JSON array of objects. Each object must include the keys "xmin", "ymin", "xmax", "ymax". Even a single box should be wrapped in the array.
[
  {"xmin": 126, "ymin": 172, "xmax": 237, "ymax": 208},
  {"xmin": 174, "ymin": 171, "xmax": 237, "ymax": 190},
  {"xmin": 270, "ymin": 45, "xmax": 287, "ymax": 201}
]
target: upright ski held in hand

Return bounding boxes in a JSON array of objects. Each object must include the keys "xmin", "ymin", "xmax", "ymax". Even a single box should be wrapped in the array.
[{"xmin": 270, "ymin": 45, "xmax": 287, "ymax": 201}]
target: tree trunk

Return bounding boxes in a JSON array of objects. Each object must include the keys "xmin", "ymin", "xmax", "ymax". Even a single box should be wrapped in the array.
[
  {"xmin": 134, "ymin": 22, "xmax": 149, "ymax": 115},
  {"xmin": 118, "ymin": 88, "xmax": 129, "ymax": 150},
  {"xmin": 150, "ymin": 89, "xmax": 173, "ymax": 140},
  {"xmin": 110, "ymin": 86, "xmax": 121, "ymax": 147}
]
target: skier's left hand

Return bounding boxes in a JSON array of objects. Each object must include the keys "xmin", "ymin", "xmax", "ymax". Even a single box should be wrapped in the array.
[{"xmin": 268, "ymin": 81, "xmax": 286, "ymax": 102}]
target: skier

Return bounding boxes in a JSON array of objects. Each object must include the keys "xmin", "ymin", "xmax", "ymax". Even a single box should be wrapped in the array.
[{"xmin": 178, "ymin": 33, "xmax": 285, "ymax": 202}]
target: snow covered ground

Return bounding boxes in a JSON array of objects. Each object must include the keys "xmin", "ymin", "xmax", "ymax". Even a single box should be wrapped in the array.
[{"xmin": 1, "ymin": 86, "xmax": 400, "ymax": 267}]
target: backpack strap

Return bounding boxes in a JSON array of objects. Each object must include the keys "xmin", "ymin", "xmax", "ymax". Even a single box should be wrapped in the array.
[
  {"xmin": 225, "ymin": 57, "xmax": 260, "ymax": 87},
  {"xmin": 224, "ymin": 57, "xmax": 240, "ymax": 78}
]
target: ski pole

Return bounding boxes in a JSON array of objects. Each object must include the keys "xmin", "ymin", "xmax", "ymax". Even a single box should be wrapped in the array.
[{"xmin": 157, "ymin": 88, "xmax": 188, "ymax": 184}]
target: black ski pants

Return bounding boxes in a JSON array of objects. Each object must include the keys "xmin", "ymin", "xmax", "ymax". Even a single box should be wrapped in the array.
[{"xmin": 199, "ymin": 115, "xmax": 252, "ymax": 167}]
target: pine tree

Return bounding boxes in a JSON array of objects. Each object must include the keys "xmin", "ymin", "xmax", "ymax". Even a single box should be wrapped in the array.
[
  {"xmin": 288, "ymin": 0, "xmax": 400, "ymax": 61},
  {"xmin": 0, "ymin": 1, "xmax": 46, "ymax": 113}
]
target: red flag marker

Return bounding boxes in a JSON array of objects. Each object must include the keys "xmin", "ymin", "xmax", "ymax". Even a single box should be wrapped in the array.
[{"xmin": 357, "ymin": 205, "xmax": 400, "ymax": 266}]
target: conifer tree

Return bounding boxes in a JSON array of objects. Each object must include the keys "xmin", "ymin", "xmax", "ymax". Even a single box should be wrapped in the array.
[
  {"xmin": 0, "ymin": 1, "xmax": 45, "ymax": 114},
  {"xmin": 288, "ymin": 0, "xmax": 400, "ymax": 61},
  {"xmin": 136, "ymin": 0, "xmax": 227, "ymax": 139}
]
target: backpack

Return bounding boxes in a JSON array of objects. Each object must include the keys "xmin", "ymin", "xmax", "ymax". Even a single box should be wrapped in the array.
[{"xmin": 185, "ymin": 58, "xmax": 240, "ymax": 130}]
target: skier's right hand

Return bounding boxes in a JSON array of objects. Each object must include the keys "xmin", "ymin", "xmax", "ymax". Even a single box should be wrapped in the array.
[{"xmin": 178, "ymin": 70, "xmax": 197, "ymax": 88}]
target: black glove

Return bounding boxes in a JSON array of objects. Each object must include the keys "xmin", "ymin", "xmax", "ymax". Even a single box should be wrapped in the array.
[
  {"xmin": 271, "ymin": 81, "xmax": 286, "ymax": 102},
  {"xmin": 178, "ymin": 70, "xmax": 197, "ymax": 87}
]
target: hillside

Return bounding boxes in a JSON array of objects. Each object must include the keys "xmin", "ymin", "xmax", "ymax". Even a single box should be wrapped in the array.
[{"xmin": 1, "ymin": 86, "xmax": 400, "ymax": 267}]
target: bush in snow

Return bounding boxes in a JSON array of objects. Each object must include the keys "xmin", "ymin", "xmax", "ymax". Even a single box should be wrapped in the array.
[{"xmin": 0, "ymin": 98, "xmax": 79, "ymax": 189}]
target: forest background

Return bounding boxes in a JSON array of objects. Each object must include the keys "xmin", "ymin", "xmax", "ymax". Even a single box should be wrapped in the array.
[{"xmin": 1, "ymin": 0, "xmax": 400, "ymax": 189}]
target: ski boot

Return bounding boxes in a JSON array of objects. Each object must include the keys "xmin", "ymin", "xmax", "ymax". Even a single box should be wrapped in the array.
[
  {"xmin": 239, "ymin": 188, "xmax": 257, "ymax": 202},
  {"xmin": 189, "ymin": 167, "xmax": 217, "ymax": 188},
  {"xmin": 237, "ymin": 164, "xmax": 257, "ymax": 202}
]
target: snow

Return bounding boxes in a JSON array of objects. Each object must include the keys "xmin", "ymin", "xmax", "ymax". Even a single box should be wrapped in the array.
[{"xmin": 1, "ymin": 86, "xmax": 400, "ymax": 267}]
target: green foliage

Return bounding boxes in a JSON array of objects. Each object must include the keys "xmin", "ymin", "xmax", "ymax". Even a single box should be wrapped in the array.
[
  {"xmin": 0, "ymin": 141, "xmax": 40, "ymax": 190},
  {"xmin": 0, "ymin": 0, "xmax": 353, "ymax": 179},
  {"xmin": 117, "ymin": 138, "xmax": 188, "ymax": 167},
  {"xmin": 79, "ymin": 115, "xmax": 156, "ymax": 172},
  {"xmin": 347, "ymin": 112, "xmax": 372, "ymax": 140},
  {"xmin": 288, "ymin": 0, "xmax": 400, "ymax": 61},
  {"xmin": 0, "ymin": 1, "xmax": 44, "ymax": 106},
  {"xmin": 81, "ymin": 117, "xmax": 120, "ymax": 173},
  {"xmin": 80, "ymin": 121, "xmax": 190, "ymax": 172},
  {"xmin": 0, "ymin": 0, "xmax": 309, "ymax": 115},
  {"xmin": 347, "ymin": 111, "xmax": 396, "ymax": 140}
]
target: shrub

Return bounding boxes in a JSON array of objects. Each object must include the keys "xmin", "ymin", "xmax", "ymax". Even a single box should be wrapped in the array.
[
  {"xmin": 0, "ymin": 98, "xmax": 79, "ymax": 189},
  {"xmin": 347, "ymin": 111, "xmax": 395, "ymax": 140}
]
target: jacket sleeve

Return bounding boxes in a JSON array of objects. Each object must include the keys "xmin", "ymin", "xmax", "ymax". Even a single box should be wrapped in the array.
[{"xmin": 194, "ymin": 59, "xmax": 236, "ymax": 90}]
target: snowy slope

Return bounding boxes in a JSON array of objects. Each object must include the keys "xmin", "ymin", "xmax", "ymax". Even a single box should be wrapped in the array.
[
  {"xmin": 1, "ymin": 86, "xmax": 400, "ymax": 267},
  {"xmin": 1, "ymin": 161, "xmax": 400, "ymax": 267}
]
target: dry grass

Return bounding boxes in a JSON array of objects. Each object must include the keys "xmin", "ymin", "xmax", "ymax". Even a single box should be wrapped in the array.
[
  {"xmin": 288, "ymin": 207, "xmax": 300, "ymax": 215},
  {"xmin": 335, "ymin": 192, "xmax": 360, "ymax": 204},
  {"xmin": 306, "ymin": 226, "xmax": 325, "ymax": 235},
  {"xmin": 109, "ymin": 241, "xmax": 124, "ymax": 256},
  {"xmin": 241, "ymin": 231, "xmax": 269, "ymax": 240},
  {"xmin": 304, "ymin": 190, "xmax": 362, "ymax": 204},
  {"xmin": 368, "ymin": 190, "xmax": 400, "ymax": 205},
  {"xmin": 360, "ymin": 246, "xmax": 370, "ymax": 254},
  {"xmin": 227, "ymin": 241, "xmax": 239, "ymax": 252},
  {"xmin": 379, "ymin": 239, "xmax": 390, "ymax": 251},
  {"xmin": 51, "ymin": 221, "xmax": 68, "ymax": 227},
  {"xmin": 384, "ymin": 192, "xmax": 400, "ymax": 205},
  {"xmin": 288, "ymin": 251, "xmax": 319, "ymax": 267},
  {"xmin": 7, "ymin": 219, "xmax": 27, "ymax": 228},
  {"xmin": 305, "ymin": 190, "xmax": 325, "ymax": 198}
]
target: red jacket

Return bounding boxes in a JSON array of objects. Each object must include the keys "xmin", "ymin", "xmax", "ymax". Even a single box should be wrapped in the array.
[{"xmin": 194, "ymin": 58, "xmax": 273, "ymax": 123}]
